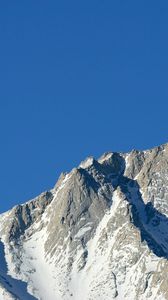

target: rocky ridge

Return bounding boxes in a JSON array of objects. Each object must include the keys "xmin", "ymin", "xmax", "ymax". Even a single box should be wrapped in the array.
[{"xmin": 0, "ymin": 143, "xmax": 168, "ymax": 299}]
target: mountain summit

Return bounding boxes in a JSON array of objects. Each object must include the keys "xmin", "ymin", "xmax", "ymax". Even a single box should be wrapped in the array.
[{"xmin": 1, "ymin": 144, "xmax": 168, "ymax": 300}]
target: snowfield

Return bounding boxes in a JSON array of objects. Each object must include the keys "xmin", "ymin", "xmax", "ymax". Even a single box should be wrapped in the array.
[{"xmin": 0, "ymin": 144, "xmax": 168, "ymax": 299}]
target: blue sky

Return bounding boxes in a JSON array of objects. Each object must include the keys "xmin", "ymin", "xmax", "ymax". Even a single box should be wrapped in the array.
[{"xmin": 0, "ymin": 1, "xmax": 168, "ymax": 212}]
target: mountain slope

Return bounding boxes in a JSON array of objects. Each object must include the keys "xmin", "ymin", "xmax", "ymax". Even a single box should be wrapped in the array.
[{"xmin": 1, "ymin": 144, "xmax": 168, "ymax": 299}]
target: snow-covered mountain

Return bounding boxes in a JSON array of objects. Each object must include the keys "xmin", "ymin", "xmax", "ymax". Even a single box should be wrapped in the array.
[{"xmin": 1, "ymin": 143, "xmax": 168, "ymax": 299}]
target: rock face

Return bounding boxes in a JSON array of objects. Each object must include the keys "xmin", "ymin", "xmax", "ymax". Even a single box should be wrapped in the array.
[{"xmin": 1, "ymin": 144, "xmax": 168, "ymax": 299}]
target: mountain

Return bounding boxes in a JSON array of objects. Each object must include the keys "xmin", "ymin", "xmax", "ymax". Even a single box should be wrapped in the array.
[{"xmin": 1, "ymin": 143, "xmax": 168, "ymax": 299}]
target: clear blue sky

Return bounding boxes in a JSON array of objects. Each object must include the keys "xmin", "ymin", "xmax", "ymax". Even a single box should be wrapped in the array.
[{"xmin": 0, "ymin": 1, "xmax": 168, "ymax": 212}]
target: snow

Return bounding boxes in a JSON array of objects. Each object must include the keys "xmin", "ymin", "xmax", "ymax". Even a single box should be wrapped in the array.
[
  {"xmin": 53, "ymin": 173, "xmax": 71, "ymax": 201},
  {"xmin": 79, "ymin": 157, "xmax": 94, "ymax": 169},
  {"xmin": 124, "ymin": 153, "xmax": 131, "ymax": 171},
  {"xmin": 0, "ymin": 241, "xmax": 36, "ymax": 300},
  {"xmin": 21, "ymin": 226, "xmax": 57, "ymax": 300},
  {"xmin": 98, "ymin": 153, "xmax": 112, "ymax": 164},
  {"xmin": 0, "ymin": 288, "xmax": 15, "ymax": 300},
  {"xmin": 18, "ymin": 173, "xmax": 73, "ymax": 300},
  {"xmin": 67, "ymin": 190, "xmax": 123, "ymax": 300},
  {"xmin": 74, "ymin": 224, "xmax": 92, "ymax": 239},
  {"xmin": 0, "ymin": 157, "xmax": 167, "ymax": 300},
  {"xmin": 0, "ymin": 172, "xmax": 73, "ymax": 300}
]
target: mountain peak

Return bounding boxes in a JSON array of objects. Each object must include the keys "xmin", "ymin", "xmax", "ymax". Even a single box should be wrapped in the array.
[{"xmin": 0, "ymin": 143, "xmax": 168, "ymax": 299}]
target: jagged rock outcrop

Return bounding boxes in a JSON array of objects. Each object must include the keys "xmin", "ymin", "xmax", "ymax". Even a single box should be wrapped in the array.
[{"xmin": 0, "ymin": 143, "xmax": 168, "ymax": 299}]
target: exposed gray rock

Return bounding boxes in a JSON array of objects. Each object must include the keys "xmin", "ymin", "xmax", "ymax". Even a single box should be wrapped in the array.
[{"xmin": 0, "ymin": 143, "xmax": 168, "ymax": 299}]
